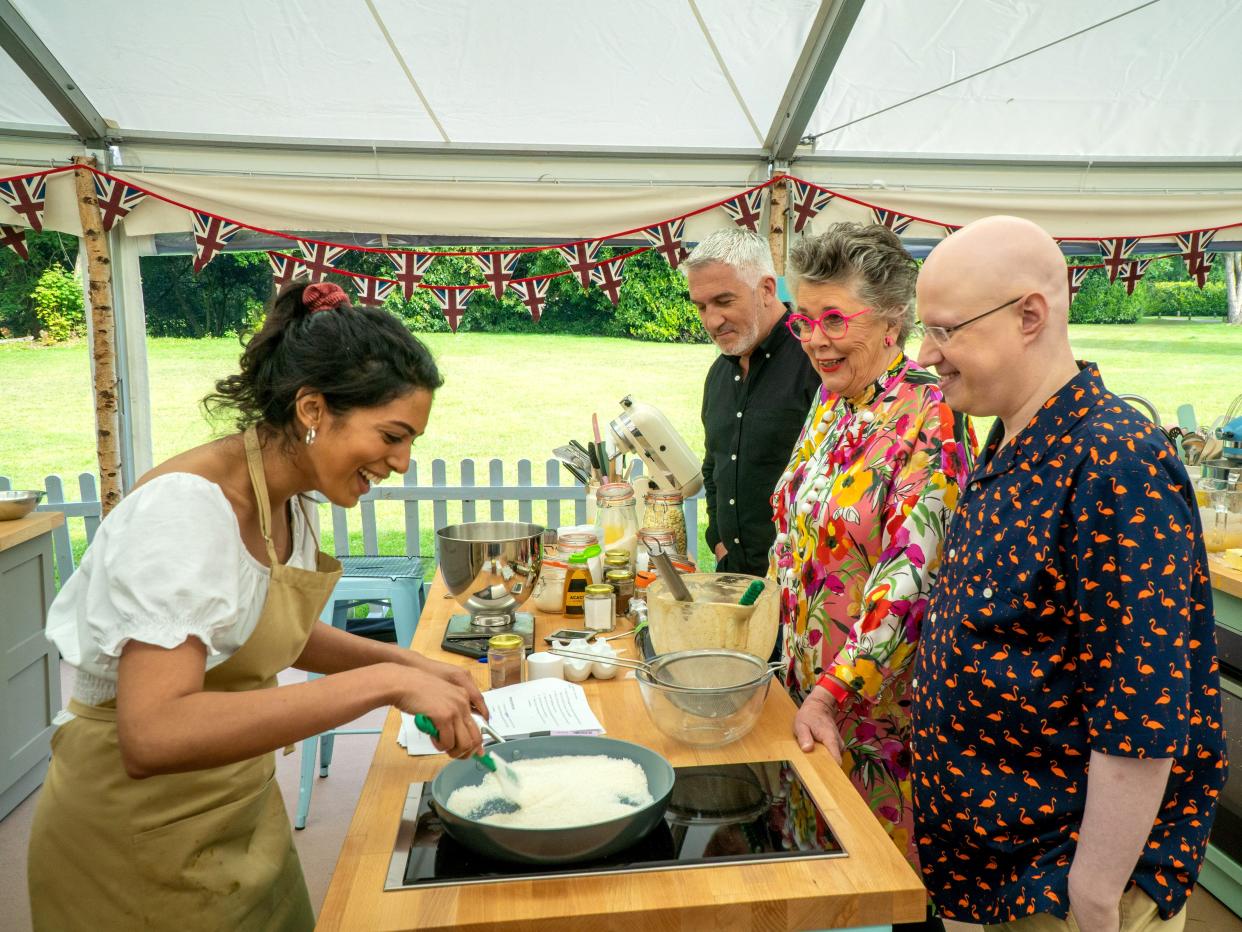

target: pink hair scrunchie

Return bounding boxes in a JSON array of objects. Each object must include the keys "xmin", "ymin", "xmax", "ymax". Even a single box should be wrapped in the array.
[{"xmin": 303, "ymin": 281, "xmax": 349, "ymax": 313}]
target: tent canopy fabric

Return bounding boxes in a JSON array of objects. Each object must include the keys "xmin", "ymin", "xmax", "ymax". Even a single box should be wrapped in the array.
[
  {"xmin": 2, "ymin": 0, "xmax": 1238, "ymax": 160},
  {"xmin": 2, "ymin": 0, "xmax": 1241, "ymax": 240}
]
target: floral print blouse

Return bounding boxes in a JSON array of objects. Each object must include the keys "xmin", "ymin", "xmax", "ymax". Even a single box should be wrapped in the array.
[{"xmin": 770, "ymin": 351, "xmax": 972, "ymax": 865}]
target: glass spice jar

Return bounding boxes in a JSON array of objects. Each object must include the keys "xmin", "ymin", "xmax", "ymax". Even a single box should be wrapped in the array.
[
  {"xmin": 584, "ymin": 583, "xmax": 617, "ymax": 633},
  {"xmin": 637, "ymin": 527, "xmax": 677, "ymax": 572},
  {"xmin": 487, "ymin": 633, "xmax": 525, "ymax": 688},
  {"xmin": 642, "ymin": 490, "xmax": 687, "ymax": 555},
  {"xmin": 604, "ymin": 549, "xmax": 631, "ymax": 574},
  {"xmin": 605, "ymin": 568, "xmax": 635, "ymax": 614},
  {"xmin": 596, "ymin": 482, "xmax": 639, "ymax": 563}
]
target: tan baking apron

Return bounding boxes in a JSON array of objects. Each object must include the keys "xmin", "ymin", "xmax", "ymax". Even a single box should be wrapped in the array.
[{"xmin": 28, "ymin": 427, "xmax": 342, "ymax": 931}]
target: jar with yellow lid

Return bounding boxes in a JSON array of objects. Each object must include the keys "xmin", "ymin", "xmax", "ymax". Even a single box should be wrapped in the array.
[
  {"xmin": 487, "ymin": 633, "xmax": 525, "ymax": 688},
  {"xmin": 584, "ymin": 583, "xmax": 617, "ymax": 632}
]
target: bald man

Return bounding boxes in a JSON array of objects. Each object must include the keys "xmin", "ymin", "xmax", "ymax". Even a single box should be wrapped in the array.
[{"xmin": 909, "ymin": 217, "xmax": 1226, "ymax": 932}]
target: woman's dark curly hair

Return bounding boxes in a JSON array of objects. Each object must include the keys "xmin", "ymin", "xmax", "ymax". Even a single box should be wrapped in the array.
[{"xmin": 204, "ymin": 281, "xmax": 444, "ymax": 434}]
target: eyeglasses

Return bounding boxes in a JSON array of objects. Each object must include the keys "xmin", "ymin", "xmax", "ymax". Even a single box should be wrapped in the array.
[
  {"xmin": 919, "ymin": 295, "xmax": 1023, "ymax": 347},
  {"xmin": 786, "ymin": 306, "xmax": 871, "ymax": 342}
]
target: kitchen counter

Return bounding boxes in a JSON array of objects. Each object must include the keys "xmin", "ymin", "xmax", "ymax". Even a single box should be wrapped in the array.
[
  {"xmin": 1210, "ymin": 556, "xmax": 1242, "ymax": 603},
  {"xmin": 0, "ymin": 511, "xmax": 63, "ymax": 819},
  {"xmin": 0, "ymin": 510, "xmax": 62, "ymax": 554},
  {"xmin": 1204, "ymin": 556, "xmax": 1242, "ymax": 919},
  {"xmin": 317, "ymin": 574, "xmax": 925, "ymax": 931}
]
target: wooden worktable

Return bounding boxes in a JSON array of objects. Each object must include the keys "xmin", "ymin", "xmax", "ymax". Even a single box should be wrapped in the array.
[
  {"xmin": 318, "ymin": 575, "xmax": 925, "ymax": 932},
  {"xmin": 0, "ymin": 510, "xmax": 62, "ymax": 554},
  {"xmin": 1209, "ymin": 556, "xmax": 1242, "ymax": 602}
]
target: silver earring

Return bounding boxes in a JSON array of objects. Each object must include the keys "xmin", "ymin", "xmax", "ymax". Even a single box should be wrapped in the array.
[{"xmin": 304, "ymin": 427, "xmax": 316, "ymax": 446}]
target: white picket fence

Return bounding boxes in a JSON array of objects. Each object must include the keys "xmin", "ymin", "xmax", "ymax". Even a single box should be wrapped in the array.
[{"xmin": 2, "ymin": 459, "xmax": 703, "ymax": 586}]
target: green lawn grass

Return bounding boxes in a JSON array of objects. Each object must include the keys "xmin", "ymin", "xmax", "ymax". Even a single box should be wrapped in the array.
[{"xmin": 2, "ymin": 321, "xmax": 1239, "ymax": 565}]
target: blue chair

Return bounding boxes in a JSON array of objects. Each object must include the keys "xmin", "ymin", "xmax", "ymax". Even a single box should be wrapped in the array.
[{"xmin": 294, "ymin": 555, "xmax": 426, "ymax": 830}]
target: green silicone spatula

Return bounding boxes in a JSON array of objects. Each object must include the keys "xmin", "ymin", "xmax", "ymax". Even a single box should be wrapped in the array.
[{"xmin": 413, "ymin": 713, "xmax": 523, "ymax": 801}]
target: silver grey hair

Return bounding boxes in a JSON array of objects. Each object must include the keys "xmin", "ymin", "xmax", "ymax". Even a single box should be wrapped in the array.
[
  {"xmin": 788, "ymin": 222, "xmax": 918, "ymax": 344},
  {"xmin": 682, "ymin": 228, "xmax": 775, "ymax": 287}
]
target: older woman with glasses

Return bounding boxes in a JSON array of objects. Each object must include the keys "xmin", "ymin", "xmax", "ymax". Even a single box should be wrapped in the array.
[{"xmin": 771, "ymin": 223, "xmax": 973, "ymax": 899}]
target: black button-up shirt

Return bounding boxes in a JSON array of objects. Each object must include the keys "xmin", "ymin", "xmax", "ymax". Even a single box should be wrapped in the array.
[
  {"xmin": 700, "ymin": 312, "xmax": 820, "ymax": 575},
  {"xmin": 912, "ymin": 363, "xmax": 1227, "ymax": 924}
]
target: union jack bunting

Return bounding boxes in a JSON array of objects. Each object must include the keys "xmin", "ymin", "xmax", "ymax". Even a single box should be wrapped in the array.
[
  {"xmin": 193, "ymin": 212, "xmax": 244, "ymax": 273},
  {"xmin": 296, "ymin": 240, "xmax": 347, "ymax": 283},
  {"xmin": 641, "ymin": 219, "xmax": 688, "ymax": 269},
  {"xmin": 0, "ymin": 174, "xmax": 47, "ymax": 232},
  {"xmin": 941, "ymin": 224, "xmax": 961, "ymax": 239},
  {"xmin": 0, "ymin": 224, "xmax": 28, "ymax": 260},
  {"xmin": 790, "ymin": 180, "xmax": 834, "ymax": 233},
  {"xmin": 871, "ymin": 207, "xmax": 914, "ymax": 235},
  {"xmin": 350, "ymin": 275, "xmax": 396, "ymax": 308},
  {"xmin": 720, "ymin": 188, "xmax": 765, "ymax": 232},
  {"xmin": 474, "ymin": 252, "xmax": 520, "ymax": 300},
  {"xmin": 591, "ymin": 256, "xmax": 628, "ymax": 305},
  {"xmin": 1120, "ymin": 258, "xmax": 1151, "ymax": 296},
  {"xmin": 268, "ymin": 252, "xmax": 308, "ymax": 288},
  {"xmin": 92, "ymin": 175, "xmax": 147, "ymax": 232},
  {"xmin": 1175, "ymin": 230, "xmax": 1217, "ymax": 288},
  {"xmin": 430, "ymin": 286, "xmax": 474, "ymax": 333},
  {"xmin": 509, "ymin": 277, "xmax": 551, "ymax": 323},
  {"xmin": 1067, "ymin": 266, "xmax": 1091, "ymax": 301},
  {"xmin": 1097, "ymin": 237, "xmax": 1141, "ymax": 283},
  {"xmin": 387, "ymin": 252, "xmax": 435, "ymax": 300},
  {"xmin": 557, "ymin": 241, "xmax": 601, "ymax": 289}
]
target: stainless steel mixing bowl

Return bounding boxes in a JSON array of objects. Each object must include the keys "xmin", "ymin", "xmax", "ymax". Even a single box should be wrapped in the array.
[
  {"xmin": 0, "ymin": 490, "xmax": 44, "ymax": 521},
  {"xmin": 435, "ymin": 521, "xmax": 544, "ymax": 617}
]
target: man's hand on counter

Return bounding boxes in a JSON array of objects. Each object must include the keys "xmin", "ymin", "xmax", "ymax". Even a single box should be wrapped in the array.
[{"xmin": 794, "ymin": 685, "xmax": 844, "ymax": 762}]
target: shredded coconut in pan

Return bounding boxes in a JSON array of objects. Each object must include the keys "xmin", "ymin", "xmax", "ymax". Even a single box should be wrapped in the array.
[{"xmin": 445, "ymin": 754, "xmax": 653, "ymax": 829}]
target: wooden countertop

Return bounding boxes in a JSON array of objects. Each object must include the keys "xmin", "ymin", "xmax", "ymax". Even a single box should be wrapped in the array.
[
  {"xmin": 317, "ymin": 576, "xmax": 925, "ymax": 931},
  {"xmin": 1209, "ymin": 556, "xmax": 1242, "ymax": 601},
  {"xmin": 0, "ymin": 511, "xmax": 63, "ymax": 554}
]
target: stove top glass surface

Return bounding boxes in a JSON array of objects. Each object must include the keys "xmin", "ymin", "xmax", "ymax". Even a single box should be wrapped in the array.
[{"xmin": 389, "ymin": 759, "xmax": 845, "ymax": 890}]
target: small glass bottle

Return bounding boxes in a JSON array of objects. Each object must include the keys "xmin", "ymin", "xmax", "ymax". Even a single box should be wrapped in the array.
[
  {"xmin": 487, "ymin": 633, "xmax": 525, "ymax": 688},
  {"xmin": 596, "ymin": 482, "xmax": 639, "ymax": 563},
  {"xmin": 562, "ymin": 552, "xmax": 592, "ymax": 617},
  {"xmin": 605, "ymin": 568, "xmax": 635, "ymax": 615},
  {"xmin": 642, "ymin": 490, "xmax": 687, "ymax": 555},
  {"xmin": 584, "ymin": 583, "xmax": 617, "ymax": 632}
]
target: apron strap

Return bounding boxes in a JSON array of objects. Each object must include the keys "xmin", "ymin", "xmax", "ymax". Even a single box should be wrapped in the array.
[{"xmin": 242, "ymin": 427, "xmax": 280, "ymax": 567}]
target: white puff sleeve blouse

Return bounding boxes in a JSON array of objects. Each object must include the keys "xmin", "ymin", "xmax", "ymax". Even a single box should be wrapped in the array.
[{"xmin": 45, "ymin": 472, "xmax": 318, "ymax": 706}]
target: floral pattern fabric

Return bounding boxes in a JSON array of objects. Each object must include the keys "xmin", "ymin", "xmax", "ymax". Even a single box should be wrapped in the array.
[{"xmin": 770, "ymin": 352, "xmax": 972, "ymax": 865}]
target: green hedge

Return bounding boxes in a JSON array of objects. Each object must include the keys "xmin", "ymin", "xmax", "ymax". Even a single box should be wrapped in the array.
[
  {"xmin": 1141, "ymin": 281, "xmax": 1227, "ymax": 318},
  {"xmin": 1068, "ymin": 269, "xmax": 1141, "ymax": 324}
]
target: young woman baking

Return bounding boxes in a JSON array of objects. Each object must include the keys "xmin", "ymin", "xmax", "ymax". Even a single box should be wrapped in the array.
[{"xmin": 28, "ymin": 281, "xmax": 486, "ymax": 931}]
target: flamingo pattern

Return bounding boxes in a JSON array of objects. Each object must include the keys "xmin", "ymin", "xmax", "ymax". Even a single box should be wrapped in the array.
[{"xmin": 911, "ymin": 363, "xmax": 1227, "ymax": 924}]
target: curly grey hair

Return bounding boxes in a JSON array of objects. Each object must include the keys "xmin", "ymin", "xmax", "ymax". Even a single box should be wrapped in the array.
[{"xmin": 788, "ymin": 222, "xmax": 918, "ymax": 344}]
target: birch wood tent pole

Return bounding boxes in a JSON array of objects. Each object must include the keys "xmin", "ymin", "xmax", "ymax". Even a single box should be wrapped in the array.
[
  {"xmin": 71, "ymin": 155, "xmax": 122, "ymax": 516},
  {"xmin": 768, "ymin": 177, "xmax": 789, "ymax": 276}
]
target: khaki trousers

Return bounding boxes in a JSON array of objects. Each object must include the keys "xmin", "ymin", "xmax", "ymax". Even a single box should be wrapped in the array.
[{"xmin": 984, "ymin": 887, "xmax": 1186, "ymax": 932}]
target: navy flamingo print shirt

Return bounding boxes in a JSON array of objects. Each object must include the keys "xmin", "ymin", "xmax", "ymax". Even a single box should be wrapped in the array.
[{"xmin": 911, "ymin": 363, "xmax": 1227, "ymax": 924}]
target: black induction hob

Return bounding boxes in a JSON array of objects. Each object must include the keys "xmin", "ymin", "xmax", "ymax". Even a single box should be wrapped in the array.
[{"xmin": 385, "ymin": 759, "xmax": 845, "ymax": 890}]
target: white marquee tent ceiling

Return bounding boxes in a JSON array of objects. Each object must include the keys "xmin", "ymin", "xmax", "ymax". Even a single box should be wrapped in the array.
[{"xmin": 2, "ymin": 0, "xmax": 1237, "ymax": 159}]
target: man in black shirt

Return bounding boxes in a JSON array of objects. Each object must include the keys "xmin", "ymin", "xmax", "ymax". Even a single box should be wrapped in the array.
[{"xmin": 685, "ymin": 229, "xmax": 820, "ymax": 576}]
